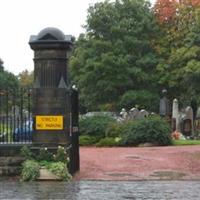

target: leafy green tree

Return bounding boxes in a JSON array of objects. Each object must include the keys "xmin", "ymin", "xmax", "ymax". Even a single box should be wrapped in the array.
[
  {"xmin": 18, "ymin": 69, "xmax": 34, "ymax": 88},
  {"xmin": 119, "ymin": 90, "xmax": 160, "ymax": 111},
  {"xmin": 153, "ymin": 1, "xmax": 200, "ymax": 105},
  {"xmin": 70, "ymin": 0, "xmax": 160, "ymax": 111},
  {"xmin": 0, "ymin": 59, "xmax": 4, "ymax": 72},
  {"xmin": 0, "ymin": 59, "xmax": 19, "ymax": 90}
]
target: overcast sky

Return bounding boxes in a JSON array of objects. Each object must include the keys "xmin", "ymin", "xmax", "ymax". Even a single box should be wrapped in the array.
[{"xmin": 0, "ymin": 0, "xmax": 155, "ymax": 75}]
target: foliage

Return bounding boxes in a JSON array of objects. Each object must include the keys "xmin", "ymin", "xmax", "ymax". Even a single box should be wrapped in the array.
[
  {"xmin": 20, "ymin": 146, "xmax": 70, "ymax": 163},
  {"xmin": 118, "ymin": 90, "xmax": 160, "ymax": 111},
  {"xmin": 53, "ymin": 146, "xmax": 70, "ymax": 164},
  {"xmin": 79, "ymin": 135, "xmax": 99, "ymax": 146},
  {"xmin": 105, "ymin": 122, "xmax": 124, "ymax": 138},
  {"xmin": 0, "ymin": 69, "xmax": 19, "ymax": 90},
  {"xmin": 20, "ymin": 146, "xmax": 33, "ymax": 160},
  {"xmin": 20, "ymin": 146, "xmax": 71, "ymax": 181},
  {"xmin": 70, "ymin": 0, "xmax": 159, "ymax": 111},
  {"xmin": 21, "ymin": 160, "xmax": 40, "ymax": 181},
  {"xmin": 36, "ymin": 147, "xmax": 53, "ymax": 162},
  {"xmin": 153, "ymin": 1, "xmax": 200, "ymax": 105},
  {"xmin": 154, "ymin": 0, "xmax": 177, "ymax": 24},
  {"xmin": 173, "ymin": 139, "xmax": 200, "ymax": 146},
  {"xmin": 98, "ymin": 103, "xmax": 115, "ymax": 111},
  {"xmin": 96, "ymin": 137, "xmax": 120, "ymax": 147},
  {"xmin": 47, "ymin": 162, "xmax": 72, "ymax": 181},
  {"xmin": 121, "ymin": 116, "xmax": 172, "ymax": 146},
  {"xmin": 18, "ymin": 70, "xmax": 34, "ymax": 88},
  {"xmin": 0, "ymin": 59, "xmax": 3, "ymax": 71},
  {"xmin": 80, "ymin": 115, "xmax": 115, "ymax": 138}
]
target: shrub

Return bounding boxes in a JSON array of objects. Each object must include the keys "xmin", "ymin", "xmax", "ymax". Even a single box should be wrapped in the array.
[
  {"xmin": 20, "ymin": 146, "xmax": 71, "ymax": 182},
  {"xmin": 106, "ymin": 121, "xmax": 139, "ymax": 138},
  {"xmin": 36, "ymin": 147, "xmax": 53, "ymax": 161},
  {"xmin": 105, "ymin": 122, "xmax": 124, "ymax": 138},
  {"xmin": 53, "ymin": 146, "xmax": 69, "ymax": 164},
  {"xmin": 20, "ymin": 146, "xmax": 33, "ymax": 160},
  {"xmin": 96, "ymin": 137, "xmax": 120, "ymax": 147},
  {"xmin": 121, "ymin": 116, "xmax": 172, "ymax": 146},
  {"xmin": 79, "ymin": 115, "xmax": 115, "ymax": 138},
  {"xmin": 21, "ymin": 160, "xmax": 40, "ymax": 181},
  {"xmin": 79, "ymin": 135, "xmax": 99, "ymax": 146},
  {"xmin": 48, "ymin": 162, "xmax": 72, "ymax": 181}
]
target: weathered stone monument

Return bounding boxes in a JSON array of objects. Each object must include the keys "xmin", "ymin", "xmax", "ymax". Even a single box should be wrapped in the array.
[
  {"xmin": 172, "ymin": 98, "xmax": 179, "ymax": 131},
  {"xmin": 120, "ymin": 107, "xmax": 149, "ymax": 121},
  {"xmin": 129, "ymin": 107, "xmax": 139, "ymax": 119},
  {"xmin": 171, "ymin": 98, "xmax": 194, "ymax": 137},
  {"xmin": 29, "ymin": 27, "xmax": 74, "ymax": 147},
  {"xmin": 195, "ymin": 107, "xmax": 200, "ymax": 133},
  {"xmin": 159, "ymin": 89, "xmax": 170, "ymax": 117},
  {"xmin": 137, "ymin": 109, "xmax": 149, "ymax": 119},
  {"xmin": 182, "ymin": 106, "xmax": 194, "ymax": 136},
  {"xmin": 120, "ymin": 108, "xmax": 128, "ymax": 120}
]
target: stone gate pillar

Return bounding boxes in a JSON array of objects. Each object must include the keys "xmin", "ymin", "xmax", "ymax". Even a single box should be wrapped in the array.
[{"xmin": 29, "ymin": 27, "xmax": 74, "ymax": 147}]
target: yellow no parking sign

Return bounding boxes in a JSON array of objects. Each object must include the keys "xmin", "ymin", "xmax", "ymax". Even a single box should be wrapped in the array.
[{"xmin": 36, "ymin": 116, "xmax": 63, "ymax": 130}]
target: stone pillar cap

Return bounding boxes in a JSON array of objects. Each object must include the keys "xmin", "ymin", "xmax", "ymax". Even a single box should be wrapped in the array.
[{"xmin": 29, "ymin": 27, "xmax": 74, "ymax": 44}]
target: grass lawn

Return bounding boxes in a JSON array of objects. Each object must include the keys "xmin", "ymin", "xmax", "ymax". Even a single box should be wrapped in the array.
[{"xmin": 173, "ymin": 140, "xmax": 200, "ymax": 146}]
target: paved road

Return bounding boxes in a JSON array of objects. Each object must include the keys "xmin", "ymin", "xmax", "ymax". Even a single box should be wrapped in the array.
[
  {"xmin": 0, "ymin": 180, "xmax": 200, "ymax": 200},
  {"xmin": 75, "ymin": 146, "xmax": 200, "ymax": 180}
]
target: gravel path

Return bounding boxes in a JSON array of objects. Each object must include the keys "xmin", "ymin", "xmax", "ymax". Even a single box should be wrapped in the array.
[{"xmin": 74, "ymin": 146, "xmax": 200, "ymax": 180}]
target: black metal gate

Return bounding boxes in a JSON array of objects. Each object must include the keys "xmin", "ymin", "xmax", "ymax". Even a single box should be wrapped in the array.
[{"xmin": 0, "ymin": 88, "xmax": 32, "ymax": 144}]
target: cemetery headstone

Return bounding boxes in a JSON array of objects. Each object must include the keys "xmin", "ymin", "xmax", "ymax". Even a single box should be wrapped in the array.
[
  {"xmin": 129, "ymin": 107, "xmax": 139, "ymax": 119},
  {"xmin": 182, "ymin": 106, "xmax": 194, "ymax": 136},
  {"xmin": 195, "ymin": 107, "xmax": 200, "ymax": 133},
  {"xmin": 137, "ymin": 109, "xmax": 149, "ymax": 119},
  {"xmin": 172, "ymin": 98, "xmax": 179, "ymax": 131},
  {"xmin": 120, "ymin": 108, "xmax": 128, "ymax": 120},
  {"xmin": 159, "ymin": 89, "xmax": 170, "ymax": 117}
]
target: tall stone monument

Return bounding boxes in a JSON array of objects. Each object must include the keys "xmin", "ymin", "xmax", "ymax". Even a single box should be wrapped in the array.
[
  {"xmin": 172, "ymin": 98, "xmax": 179, "ymax": 131},
  {"xmin": 29, "ymin": 27, "xmax": 74, "ymax": 147},
  {"xmin": 159, "ymin": 89, "xmax": 170, "ymax": 117}
]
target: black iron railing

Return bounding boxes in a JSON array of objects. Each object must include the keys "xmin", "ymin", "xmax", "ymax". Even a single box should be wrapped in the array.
[{"xmin": 0, "ymin": 88, "xmax": 32, "ymax": 144}]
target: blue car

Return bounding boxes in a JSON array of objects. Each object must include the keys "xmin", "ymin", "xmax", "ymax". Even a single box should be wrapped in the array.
[{"xmin": 13, "ymin": 120, "xmax": 33, "ymax": 142}]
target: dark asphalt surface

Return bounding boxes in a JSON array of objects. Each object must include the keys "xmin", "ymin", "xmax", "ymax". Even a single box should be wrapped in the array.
[{"xmin": 0, "ymin": 180, "xmax": 200, "ymax": 200}]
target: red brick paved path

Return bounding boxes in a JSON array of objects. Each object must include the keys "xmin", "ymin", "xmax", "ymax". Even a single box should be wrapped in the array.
[{"xmin": 74, "ymin": 146, "xmax": 200, "ymax": 180}]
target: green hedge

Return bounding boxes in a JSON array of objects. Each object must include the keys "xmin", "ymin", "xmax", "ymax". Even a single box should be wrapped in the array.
[
  {"xmin": 120, "ymin": 117, "xmax": 172, "ymax": 146},
  {"xmin": 79, "ymin": 115, "xmax": 115, "ymax": 139},
  {"xmin": 105, "ymin": 122, "xmax": 124, "ymax": 138},
  {"xmin": 79, "ymin": 135, "xmax": 99, "ymax": 146},
  {"xmin": 96, "ymin": 137, "xmax": 120, "ymax": 147}
]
